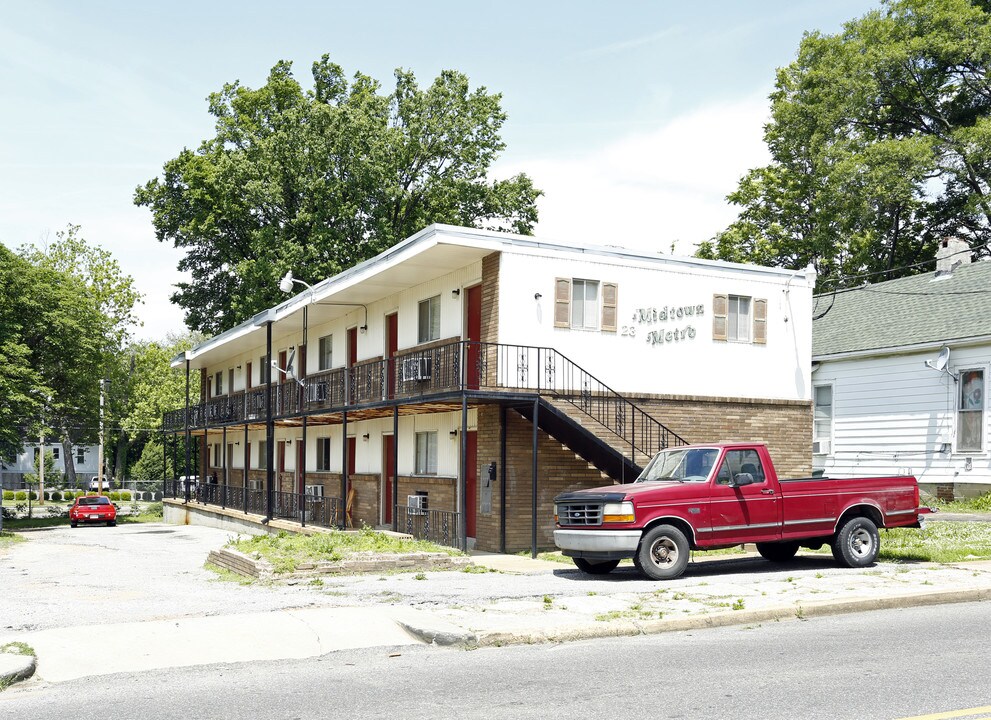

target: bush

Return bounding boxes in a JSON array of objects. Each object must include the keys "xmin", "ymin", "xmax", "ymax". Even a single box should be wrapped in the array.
[
  {"xmin": 63, "ymin": 491, "xmax": 74, "ymax": 501},
  {"xmin": 14, "ymin": 491, "xmax": 26, "ymax": 501},
  {"xmin": 2, "ymin": 491, "xmax": 12, "ymax": 501},
  {"xmin": 109, "ymin": 492, "xmax": 120, "ymax": 501},
  {"xmin": 28, "ymin": 492, "xmax": 37, "ymax": 501},
  {"xmin": 49, "ymin": 491, "xmax": 62, "ymax": 502},
  {"xmin": 120, "ymin": 491, "xmax": 131, "ymax": 501}
]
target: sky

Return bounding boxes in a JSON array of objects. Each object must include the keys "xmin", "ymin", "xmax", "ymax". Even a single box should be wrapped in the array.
[{"xmin": 0, "ymin": 0, "xmax": 881, "ymax": 340}]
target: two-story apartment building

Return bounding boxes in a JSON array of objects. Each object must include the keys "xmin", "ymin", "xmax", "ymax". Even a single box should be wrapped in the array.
[{"xmin": 164, "ymin": 224, "xmax": 816, "ymax": 552}]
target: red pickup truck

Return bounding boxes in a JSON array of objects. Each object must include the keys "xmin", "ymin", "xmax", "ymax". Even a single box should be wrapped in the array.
[{"xmin": 553, "ymin": 443, "xmax": 931, "ymax": 580}]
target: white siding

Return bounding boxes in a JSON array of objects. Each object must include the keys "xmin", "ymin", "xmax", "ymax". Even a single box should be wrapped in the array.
[{"xmin": 815, "ymin": 345, "xmax": 991, "ymax": 485}]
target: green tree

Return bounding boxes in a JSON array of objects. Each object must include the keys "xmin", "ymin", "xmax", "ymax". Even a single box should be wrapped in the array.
[
  {"xmin": 136, "ymin": 55, "xmax": 541, "ymax": 334},
  {"xmin": 0, "ymin": 246, "xmax": 44, "ymax": 461},
  {"xmin": 699, "ymin": 0, "xmax": 991, "ymax": 286}
]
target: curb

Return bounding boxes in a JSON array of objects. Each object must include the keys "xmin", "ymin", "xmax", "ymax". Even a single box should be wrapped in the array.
[
  {"xmin": 467, "ymin": 587, "xmax": 991, "ymax": 648},
  {"xmin": 0, "ymin": 652, "xmax": 36, "ymax": 688}
]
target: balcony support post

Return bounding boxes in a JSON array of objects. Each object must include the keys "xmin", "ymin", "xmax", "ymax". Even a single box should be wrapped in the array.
[
  {"xmin": 265, "ymin": 319, "xmax": 274, "ymax": 522},
  {"xmin": 341, "ymin": 410, "xmax": 348, "ymax": 530},
  {"xmin": 531, "ymin": 396, "xmax": 539, "ymax": 559},
  {"xmin": 184, "ymin": 357, "xmax": 191, "ymax": 504}
]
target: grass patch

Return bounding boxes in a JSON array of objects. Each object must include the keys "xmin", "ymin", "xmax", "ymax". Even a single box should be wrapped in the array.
[
  {"xmin": 228, "ymin": 526, "xmax": 463, "ymax": 574},
  {"xmin": 0, "ymin": 641, "xmax": 34, "ymax": 656},
  {"xmin": 927, "ymin": 491, "xmax": 991, "ymax": 514},
  {"xmin": 1, "ymin": 515, "xmax": 69, "ymax": 529},
  {"xmin": 879, "ymin": 522, "xmax": 991, "ymax": 563},
  {"xmin": 118, "ymin": 502, "xmax": 164, "ymax": 524},
  {"xmin": 0, "ymin": 530, "xmax": 26, "ymax": 549},
  {"xmin": 203, "ymin": 561, "xmax": 256, "ymax": 585}
]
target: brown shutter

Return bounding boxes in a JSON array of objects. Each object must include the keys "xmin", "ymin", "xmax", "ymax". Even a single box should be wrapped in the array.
[
  {"xmin": 601, "ymin": 282, "xmax": 618, "ymax": 332},
  {"xmin": 712, "ymin": 294, "xmax": 728, "ymax": 341},
  {"xmin": 554, "ymin": 278, "xmax": 571, "ymax": 328},
  {"xmin": 753, "ymin": 298, "xmax": 767, "ymax": 344}
]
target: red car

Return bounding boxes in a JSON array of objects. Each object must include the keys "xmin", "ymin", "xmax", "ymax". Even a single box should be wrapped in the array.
[{"xmin": 69, "ymin": 496, "xmax": 117, "ymax": 527}]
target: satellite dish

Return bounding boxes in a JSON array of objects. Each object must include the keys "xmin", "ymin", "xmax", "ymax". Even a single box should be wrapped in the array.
[
  {"xmin": 285, "ymin": 348, "xmax": 296, "ymax": 375},
  {"xmin": 934, "ymin": 347, "xmax": 950, "ymax": 371}
]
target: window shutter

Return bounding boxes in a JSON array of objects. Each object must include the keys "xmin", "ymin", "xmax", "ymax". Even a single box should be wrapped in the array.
[
  {"xmin": 601, "ymin": 282, "xmax": 618, "ymax": 332},
  {"xmin": 712, "ymin": 294, "xmax": 728, "ymax": 341},
  {"xmin": 753, "ymin": 298, "xmax": 767, "ymax": 344},
  {"xmin": 554, "ymin": 278, "xmax": 571, "ymax": 328}
]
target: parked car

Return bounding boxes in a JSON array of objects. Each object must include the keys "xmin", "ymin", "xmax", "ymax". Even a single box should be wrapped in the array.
[
  {"xmin": 87, "ymin": 476, "xmax": 112, "ymax": 491},
  {"xmin": 69, "ymin": 495, "xmax": 117, "ymax": 527},
  {"xmin": 554, "ymin": 442, "xmax": 933, "ymax": 580}
]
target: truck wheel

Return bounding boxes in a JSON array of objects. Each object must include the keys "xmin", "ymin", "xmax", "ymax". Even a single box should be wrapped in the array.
[
  {"xmin": 573, "ymin": 558, "xmax": 620, "ymax": 575},
  {"xmin": 832, "ymin": 516, "xmax": 880, "ymax": 568},
  {"xmin": 635, "ymin": 525, "xmax": 690, "ymax": 580},
  {"xmin": 756, "ymin": 542, "xmax": 800, "ymax": 562}
]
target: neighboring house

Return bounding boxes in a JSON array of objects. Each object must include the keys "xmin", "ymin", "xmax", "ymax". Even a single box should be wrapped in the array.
[
  {"xmin": 164, "ymin": 224, "xmax": 815, "ymax": 551},
  {"xmin": 812, "ymin": 238, "xmax": 991, "ymax": 500},
  {"xmin": 0, "ymin": 443, "xmax": 99, "ymax": 490}
]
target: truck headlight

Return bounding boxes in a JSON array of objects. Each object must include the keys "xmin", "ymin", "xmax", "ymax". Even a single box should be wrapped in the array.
[{"xmin": 602, "ymin": 501, "xmax": 635, "ymax": 523}]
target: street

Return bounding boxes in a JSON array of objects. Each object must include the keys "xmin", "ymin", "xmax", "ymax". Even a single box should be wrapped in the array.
[{"xmin": 2, "ymin": 602, "xmax": 989, "ymax": 719}]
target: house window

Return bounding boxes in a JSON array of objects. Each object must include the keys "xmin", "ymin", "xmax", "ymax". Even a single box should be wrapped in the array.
[
  {"xmin": 813, "ymin": 385, "xmax": 833, "ymax": 454},
  {"xmin": 415, "ymin": 431, "xmax": 438, "ymax": 474},
  {"xmin": 318, "ymin": 335, "xmax": 333, "ymax": 371},
  {"xmin": 958, "ymin": 369, "xmax": 984, "ymax": 452},
  {"xmin": 713, "ymin": 294, "xmax": 766, "ymax": 344},
  {"xmin": 256, "ymin": 440, "xmax": 268, "ymax": 470},
  {"xmin": 214, "ymin": 370, "xmax": 224, "ymax": 396},
  {"xmin": 418, "ymin": 296, "xmax": 440, "ymax": 343},
  {"xmin": 316, "ymin": 438, "xmax": 331, "ymax": 471},
  {"xmin": 76, "ymin": 447, "xmax": 85, "ymax": 464},
  {"xmin": 212, "ymin": 444, "xmax": 222, "ymax": 467},
  {"xmin": 52, "ymin": 447, "xmax": 60, "ymax": 460}
]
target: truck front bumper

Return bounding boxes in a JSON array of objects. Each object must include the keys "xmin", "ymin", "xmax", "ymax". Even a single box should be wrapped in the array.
[{"xmin": 554, "ymin": 529, "xmax": 642, "ymax": 560}]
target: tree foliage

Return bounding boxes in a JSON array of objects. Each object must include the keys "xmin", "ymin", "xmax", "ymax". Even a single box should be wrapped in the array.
[
  {"xmin": 698, "ymin": 0, "xmax": 991, "ymax": 286},
  {"xmin": 136, "ymin": 55, "xmax": 541, "ymax": 334}
]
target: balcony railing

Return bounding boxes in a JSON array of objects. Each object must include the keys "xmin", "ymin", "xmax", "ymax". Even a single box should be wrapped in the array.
[{"xmin": 163, "ymin": 341, "xmax": 687, "ymax": 462}]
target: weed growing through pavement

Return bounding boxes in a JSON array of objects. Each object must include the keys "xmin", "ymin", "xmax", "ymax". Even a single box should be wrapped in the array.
[{"xmin": 732, "ymin": 598, "xmax": 745, "ymax": 611}]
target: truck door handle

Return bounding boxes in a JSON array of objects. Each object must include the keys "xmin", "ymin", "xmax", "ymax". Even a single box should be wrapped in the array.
[{"xmin": 761, "ymin": 489, "xmax": 775, "ymax": 495}]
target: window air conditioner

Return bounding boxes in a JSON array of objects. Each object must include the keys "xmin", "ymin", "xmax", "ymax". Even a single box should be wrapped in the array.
[
  {"xmin": 407, "ymin": 494, "xmax": 427, "ymax": 515},
  {"xmin": 400, "ymin": 357, "xmax": 432, "ymax": 382},
  {"xmin": 247, "ymin": 478, "xmax": 263, "ymax": 491},
  {"xmin": 812, "ymin": 439, "xmax": 831, "ymax": 455},
  {"xmin": 308, "ymin": 382, "xmax": 328, "ymax": 402},
  {"xmin": 304, "ymin": 484, "xmax": 324, "ymax": 498}
]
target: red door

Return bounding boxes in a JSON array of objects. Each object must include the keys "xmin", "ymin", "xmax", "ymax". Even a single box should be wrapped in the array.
[
  {"xmin": 383, "ymin": 435, "xmax": 395, "ymax": 524},
  {"xmin": 466, "ymin": 285, "xmax": 482, "ymax": 389},
  {"xmin": 466, "ymin": 431, "xmax": 477, "ymax": 537},
  {"xmin": 347, "ymin": 436, "xmax": 356, "ymax": 476},
  {"xmin": 386, "ymin": 312, "xmax": 398, "ymax": 398},
  {"xmin": 347, "ymin": 328, "xmax": 357, "ymax": 367}
]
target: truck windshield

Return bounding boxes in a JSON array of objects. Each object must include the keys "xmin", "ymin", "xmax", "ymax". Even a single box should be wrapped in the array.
[{"xmin": 635, "ymin": 448, "xmax": 720, "ymax": 483}]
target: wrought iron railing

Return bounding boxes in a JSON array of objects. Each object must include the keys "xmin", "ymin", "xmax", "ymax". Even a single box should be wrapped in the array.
[
  {"xmin": 395, "ymin": 506, "xmax": 461, "ymax": 549},
  {"xmin": 163, "ymin": 341, "xmax": 685, "ymax": 463}
]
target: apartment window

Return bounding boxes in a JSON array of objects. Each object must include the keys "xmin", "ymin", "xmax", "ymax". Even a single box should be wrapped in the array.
[
  {"xmin": 318, "ymin": 335, "xmax": 333, "ymax": 371},
  {"xmin": 212, "ymin": 444, "xmax": 222, "ymax": 467},
  {"xmin": 553, "ymin": 278, "xmax": 617, "ymax": 332},
  {"xmin": 214, "ymin": 370, "xmax": 224, "ymax": 396},
  {"xmin": 76, "ymin": 447, "xmax": 85, "ymax": 464},
  {"xmin": 958, "ymin": 369, "xmax": 984, "ymax": 452},
  {"xmin": 813, "ymin": 385, "xmax": 833, "ymax": 454},
  {"xmin": 259, "ymin": 356, "xmax": 269, "ymax": 385},
  {"xmin": 713, "ymin": 294, "xmax": 766, "ymax": 344},
  {"xmin": 316, "ymin": 438, "xmax": 331, "ymax": 471},
  {"xmin": 418, "ymin": 296, "xmax": 440, "ymax": 343},
  {"xmin": 571, "ymin": 279, "xmax": 599, "ymax": 330},
  {"xmin": 256, "ymin": 440, "xmax": 268, "ymax": 469},
  {"xmin": 52, "ymin": 447, "xmax": 60, "ymax": 460},
  {"xmin": 415, "ymin": 431, "xmax": 438, "ymax": 474}
]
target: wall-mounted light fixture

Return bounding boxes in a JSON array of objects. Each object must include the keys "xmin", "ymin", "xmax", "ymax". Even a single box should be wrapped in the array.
[
  {"xmin": 285, "ymin": 438, "xmax": 292, "ymax": 446},
  {"xmin": 359, "ymin": 324, "xmax": 368, "ymax": 334},
  {"xmin": 234, "ymin": 441, "xmax": 240, "ymax": 447},
  {"xmin": 534, "ymin": 292, "xmax": 542, "ymax": 300},
  {"xmin": 449, "ymin": 429, "xmax": 459, "ymax": 438},
  {"xmin": 362, "ymin": 433, "xmax": 370, "ymax": 441},
  {"xmin": 452, "ymin": 288, "xmax": 461, "ymax": 298}
]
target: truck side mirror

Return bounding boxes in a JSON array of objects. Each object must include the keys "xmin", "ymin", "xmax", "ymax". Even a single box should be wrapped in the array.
[{"xmin": 731, "ymin": 472, "xmax": 755, "ymax": 487}]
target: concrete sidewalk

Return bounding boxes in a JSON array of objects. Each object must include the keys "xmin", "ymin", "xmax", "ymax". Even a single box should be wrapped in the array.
[{"xmin": 5, "ymin": 552, "xmax": 991, "ymax": 687}]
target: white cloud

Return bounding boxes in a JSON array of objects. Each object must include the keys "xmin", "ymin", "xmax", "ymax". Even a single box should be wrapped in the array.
[{"xmin": 502, "ymin": 94, "xmax": 772, "ymax": 256}]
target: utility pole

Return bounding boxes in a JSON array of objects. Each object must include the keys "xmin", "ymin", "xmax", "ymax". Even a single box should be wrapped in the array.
[
  {"xmin": 97, "ymin": 379, "xmax": 108, "ymax": 494},
  {"xmin": 38, "ymin": 433, "xmax": 45, "ymax": 506}
]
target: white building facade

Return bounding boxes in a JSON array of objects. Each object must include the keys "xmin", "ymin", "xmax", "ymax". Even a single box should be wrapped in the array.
[{"xmin": 165, "ymin": 224, "xmax": 815, "ymax": 551}]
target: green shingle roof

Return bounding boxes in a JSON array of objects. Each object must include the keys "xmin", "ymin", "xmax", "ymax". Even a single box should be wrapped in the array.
[{"xmin": 812, "ymin": 260, "xmax": 991, "ymax": 357}]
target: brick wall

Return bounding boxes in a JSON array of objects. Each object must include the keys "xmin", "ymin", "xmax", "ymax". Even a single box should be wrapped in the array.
[
  {"xmin": 629, "ymin": 394, "xmax": 812, "ymax": 478},
  {"xmin": 481, "ymin": 252, "xmax": 499, "ymax": 343},
  {"xmin": 397, "ymin": 475, "xmax": 456, "ymax": 516}
]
